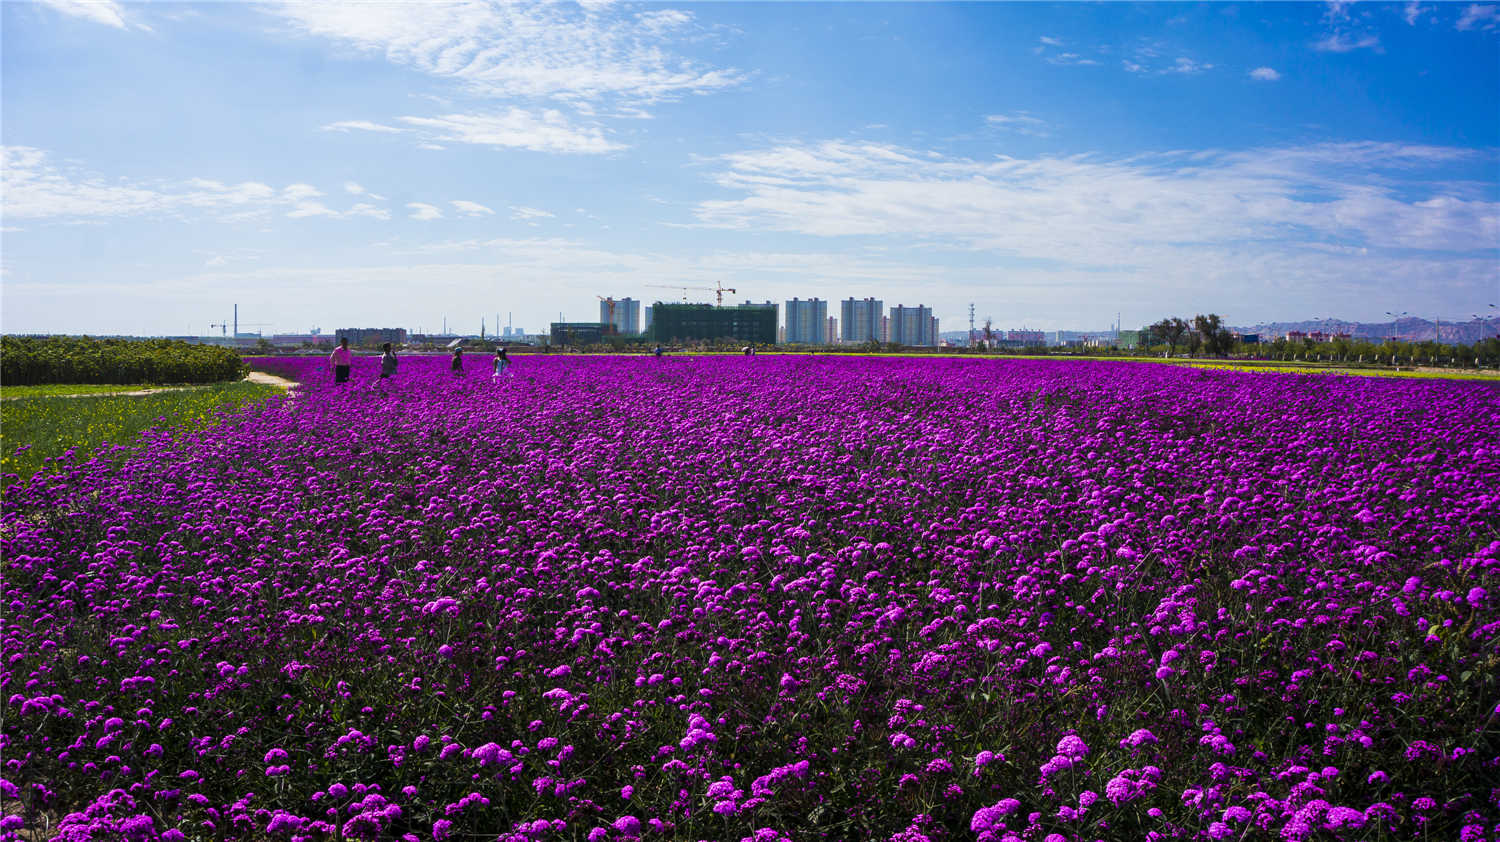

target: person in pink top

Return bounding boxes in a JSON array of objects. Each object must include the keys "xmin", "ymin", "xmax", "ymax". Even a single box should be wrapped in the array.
[{"xmin": 330, "ymin": 337, "xmax": 353, "ymax": 384}]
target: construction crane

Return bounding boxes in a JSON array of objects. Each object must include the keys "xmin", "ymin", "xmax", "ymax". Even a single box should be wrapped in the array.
[
  {"xmin": 645, "ymin": 281, "xmax": 738, "ymax": 306},
  {"xmin": 597, "ymin": 295, "xmax": 618, "ymax": 331}
]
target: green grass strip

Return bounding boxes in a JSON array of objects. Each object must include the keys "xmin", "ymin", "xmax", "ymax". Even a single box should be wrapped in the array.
[{"xmin": 1, "ymin": 381, "xmax": 282, "ymax": 486}]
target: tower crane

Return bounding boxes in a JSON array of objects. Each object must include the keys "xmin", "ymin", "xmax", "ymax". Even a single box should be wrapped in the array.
[
  {"xmin": 644, "ymin": 281, "xmax": 738, "ymax": 306},
  {"xmin": 597, "ymin": 295, "xmax": 618, "ymax": 332}
]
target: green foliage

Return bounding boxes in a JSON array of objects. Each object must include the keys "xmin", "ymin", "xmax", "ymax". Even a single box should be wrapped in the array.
[
  {"xmin": 0, "ymin": 336, "xmax": 247, "ymax": 386},
  {"xmin": 1148, "ymin": 317, "xmax": 1190, "ymax": 356},
  {"xmin": 1, "ymin": 381, "xmax": 281, "ymax": 486},
  {"xmin": 1192, "ymin": 313, "xmax": 1235, "ymax": 357}
]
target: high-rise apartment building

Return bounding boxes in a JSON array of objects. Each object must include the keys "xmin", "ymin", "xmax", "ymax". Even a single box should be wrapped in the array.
[
  {"xmin": 889, "ymin": 305, "xmax": 939, "ymax": 346},
  {"xmin": 784, "ymin": 297, "xmax": 829, "ymax": 344},
  {"xmin": 599, "ymin": 297, "xmax": 641, "ymax": 334},
  {"xmin": 840, "ymin": 297, "xmax": 884, "ymax": 343},
  {"xmin": 825, "ymin": 316, "xmax": 839, "ymax": 344}
]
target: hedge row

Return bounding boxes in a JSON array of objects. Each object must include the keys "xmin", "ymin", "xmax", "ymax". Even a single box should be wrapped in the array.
[{"xmin": 0, "ymin": 336, "xmax": 248, "ymax": 386}]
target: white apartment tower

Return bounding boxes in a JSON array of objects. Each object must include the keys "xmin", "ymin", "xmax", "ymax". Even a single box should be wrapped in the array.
[
  {"xmin": 889, "ymin": 304, "xmax": 939, "ymax": 346},
  {"xmin": 840, "ymin": 297, "xmax": 884, "ymax": 343},
  {"xmin": 784, "ymin": 297, "xmax": 829, "ymax": 344}
]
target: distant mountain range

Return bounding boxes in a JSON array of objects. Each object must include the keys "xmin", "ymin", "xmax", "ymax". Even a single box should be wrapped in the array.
[{"xmin": 1233, "ymin": 317, "xmax": 1500, "ymax": 345}]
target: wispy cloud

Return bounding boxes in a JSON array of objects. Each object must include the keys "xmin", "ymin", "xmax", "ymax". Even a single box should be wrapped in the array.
[
  {"xmin": 1165, "ymin": 57, "xmax": 1213, "ymax": 74},
  {"xmin": 1404, "ymin": 2, "xmax": 1430, "ymax": 25},
  {"xmin": 510, "ymin": 206, "xmax": 555, "ymax": 221},
  {"xmin": 407, "ymin": 202, "xmax": 444, "ymax": 220},
  {"xmin": 1455, "ymin": 4, "xmax": 1499, "ymax": 30},
  {"xmin": 690, "ymin": 140, "xmax": 1497, "ymax": 298},
  {"xmin": 347, "ymin": 203, "xmax": 391, "ymax": 220},
  {"xmin": 265, "ymin": 1, "xmax": 742, "ymax": 106},
  {"xmin": 1250, "ymin": 67, "xmax": 1282, "ymax": 81},
  {"xmin": 3, "ymin": 146, "xmax": 405, "ymax": 224},
  {"xmin": 985, "ymin": 112, "xmax": 1052, "ymax": 138},
  {"xmin": 398, "ymin": 110, "xmax": 624, "ymax": 155},
  {"xmin": 1313, "ymin": 32, "xmax": 1382, "ymax": 52},
  {"xmin": 36, "ymin": 0, "xmax": 127, "ymax": 29},
  {"xmin": 321, "ymin": 120, "xmax": 404, "ymax": 134},
  {"xmin": 451, "ymin": 200, "xmax": 495, "ymax": 216}
]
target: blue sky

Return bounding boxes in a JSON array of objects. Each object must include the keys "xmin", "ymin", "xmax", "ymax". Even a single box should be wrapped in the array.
[{"xmin": 3, "ymin": 1, "xmax": 1496, "ymax": 336}]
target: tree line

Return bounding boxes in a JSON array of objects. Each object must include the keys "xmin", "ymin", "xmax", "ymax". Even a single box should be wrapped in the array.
[{"xmin": 0, "ymin": 336, "xmax": 248, "ymax": 385}]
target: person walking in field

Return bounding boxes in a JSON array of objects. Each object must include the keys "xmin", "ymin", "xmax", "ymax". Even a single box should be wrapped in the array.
[
  {"xmin": 492, "ymin": 347, "xmax": 510, "ymax": 379},
  {"xmin": 378, "ymin": 342, "xmax": 397, "ymax": 381},
  {"xmin": 330, "ymin": 337, "xmax": 352, "ymax": 384},
  {"xmin": 451, "ymin": 347, "xmax": 464, "ymax": 376}
]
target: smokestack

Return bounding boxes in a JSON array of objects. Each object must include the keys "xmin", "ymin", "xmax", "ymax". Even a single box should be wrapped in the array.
[{"xmin": 234, "ymin": 303, "xmax": 238, "ymax": 338}]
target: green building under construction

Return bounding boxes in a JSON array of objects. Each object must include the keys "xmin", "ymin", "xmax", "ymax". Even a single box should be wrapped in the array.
[{"xmin": 649, "ymin": 303, "xmax": 778, "ymax": 344}]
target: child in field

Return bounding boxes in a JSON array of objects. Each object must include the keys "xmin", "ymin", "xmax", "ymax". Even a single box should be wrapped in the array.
[
  {"xmin": 451, "ymin": 347, "xmax": 464, "ymax": 376},
  {"xmin": 492, "ymin": 347, "xmax": 510, "ymax": 379}
]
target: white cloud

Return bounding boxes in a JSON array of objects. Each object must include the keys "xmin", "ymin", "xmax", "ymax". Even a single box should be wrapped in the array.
[
  {"xmin": 407, "ymin": 202, "xmax": 444, "ymax": 220},
  {"xmin": 1250, "ymin": 67, "xmax": 1282, "ymax": 81},
  {"xmin": 985, "ymin": 112, "xmax": 1052, "ymax": 138},
  {"xmin": 2, "ymin": 146, "xmax": 395, "ymax": 224},
  {"xmin": 1404, "ymin": 2, "xmax": 1429, "ymax": 25},
  {"xmin": 1165, "ymin": 57, "xmax": 1213, "ymax": 74},
  {"xmin": 287, "ymin": 201, "xmax": 338, "ymax": 219},
  {"xmin": 344, "ymin": 181, "xmax": 367, "ymax": 194},
  {"xmin": 1313, "ymin": 32, "xmax": 1381, "ymax": 51},
  {"xmin": 347, "ymin": 203, "xmax": 391, "ymax": 220},
  {"xmin": 205, "ymin": 255, "xmax": 229, "ymax": 267},
  {"xmin": 1047, "ymin": 52, "xmax": 1099, "ymax": 67},
  {"xmin": 398, "ymin": 110, "xmax": 624, "ymax": 155},
  {"xmin": 283, "ymin": 183, "xmax": 323, "ymax": 201},
  {"xmin": 1456, "ymin": 4, "xmax": 1499, "ymax": 30},
  {"xmin": 451, "ymin": 200, "xmax": 495, "ymax": 216},
  {"xmin": 265, "ymin": 1, "xmax": 742, "ymax": 105},
  {"xmin": 322, "ymin": 120, "xmax": 405, "ymax": 134},
  {"xmin": 1038, "ymin": 36, "xmax": 1064, "ymax": 47},
  {"xmin": 637, "ymin": 9, "xmax": 691, "ymax": 34},
  {"xmin": 36, "ymin": 0, "xmax": 127, "ymax": 29},
  {"xmin": 510, "ymin": 206, "xmax": 555, "ymax": 220},
  {"xmin": 691, "ymin": 140, "xmax": 1497, "ymax": 273}
]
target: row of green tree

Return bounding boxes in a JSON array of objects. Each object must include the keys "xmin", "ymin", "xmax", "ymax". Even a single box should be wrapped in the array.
[
  {"xmin": 1143, "ymin": 315, "xmax": 1500, "ymax": 366},
  {"xmin": 0, "ymin": 336, "xmax": 248, "ymax": 385}
]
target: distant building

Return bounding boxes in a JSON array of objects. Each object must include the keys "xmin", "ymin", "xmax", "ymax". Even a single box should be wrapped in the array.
[
  {"xmin": 271, "ymin": 333, "xmax": 333, "ymax": 349},
  {"xmin": 1007, "ymin": 329, "xmax": 1046, "ymax": 345},
  {"xmin": 550, "ymin": 322, "xmax": 612, "ymax": 345},
  {"xmin": 840, "ymin": 297, "xmax": 884, "ymax": 343},
  {"xmin": 337, "ymin": 327, "xmax": 408, "ymax": 348},
  {"xmin": 879, "ymin": 315, "xmax": 890, "ymax": 344},
  {"xmin": 889, "ymin": 305, "xmax": 938, "ymax": 346},
  {"xmin": 784, "ymin": 297, "xmax": 828, "ymax": 344},
  {"xmin": 825, "ymin": 316, "xmax": 839, "ymax": 344},
  {"xmin": 650, "ymin": 302, "xmax": 777, "ymax": 344},
  {"xmin": 599, "ymin": 297, "xmax": 641, "ymax": 335},
  {"xmin": 643, "ymin": 306, "xmax": 653, "ymax": 335},
  {"xmin": 1115, "ymin": 329, "xmax": 1142, "ymax": 349}
]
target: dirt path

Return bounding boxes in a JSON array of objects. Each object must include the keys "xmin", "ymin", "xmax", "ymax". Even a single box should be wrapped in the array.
[
  {"xmin": 245, "ymin": 371, "xmax": 300, "ymax": 391},
  {"xmin": 1, "ymin": 372, "xmax": 302, "ymax": 401}
]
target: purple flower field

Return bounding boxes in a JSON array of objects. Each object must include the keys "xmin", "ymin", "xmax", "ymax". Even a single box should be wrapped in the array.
[{"xmin": 3, "ymin": 355, "xmax": 1498, "ymax": 842}]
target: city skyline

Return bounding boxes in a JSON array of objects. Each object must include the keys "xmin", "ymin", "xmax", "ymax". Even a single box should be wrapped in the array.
[{"xmin": 3, "ymin": 1, "xmax": 1497, "ymax": 337}]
